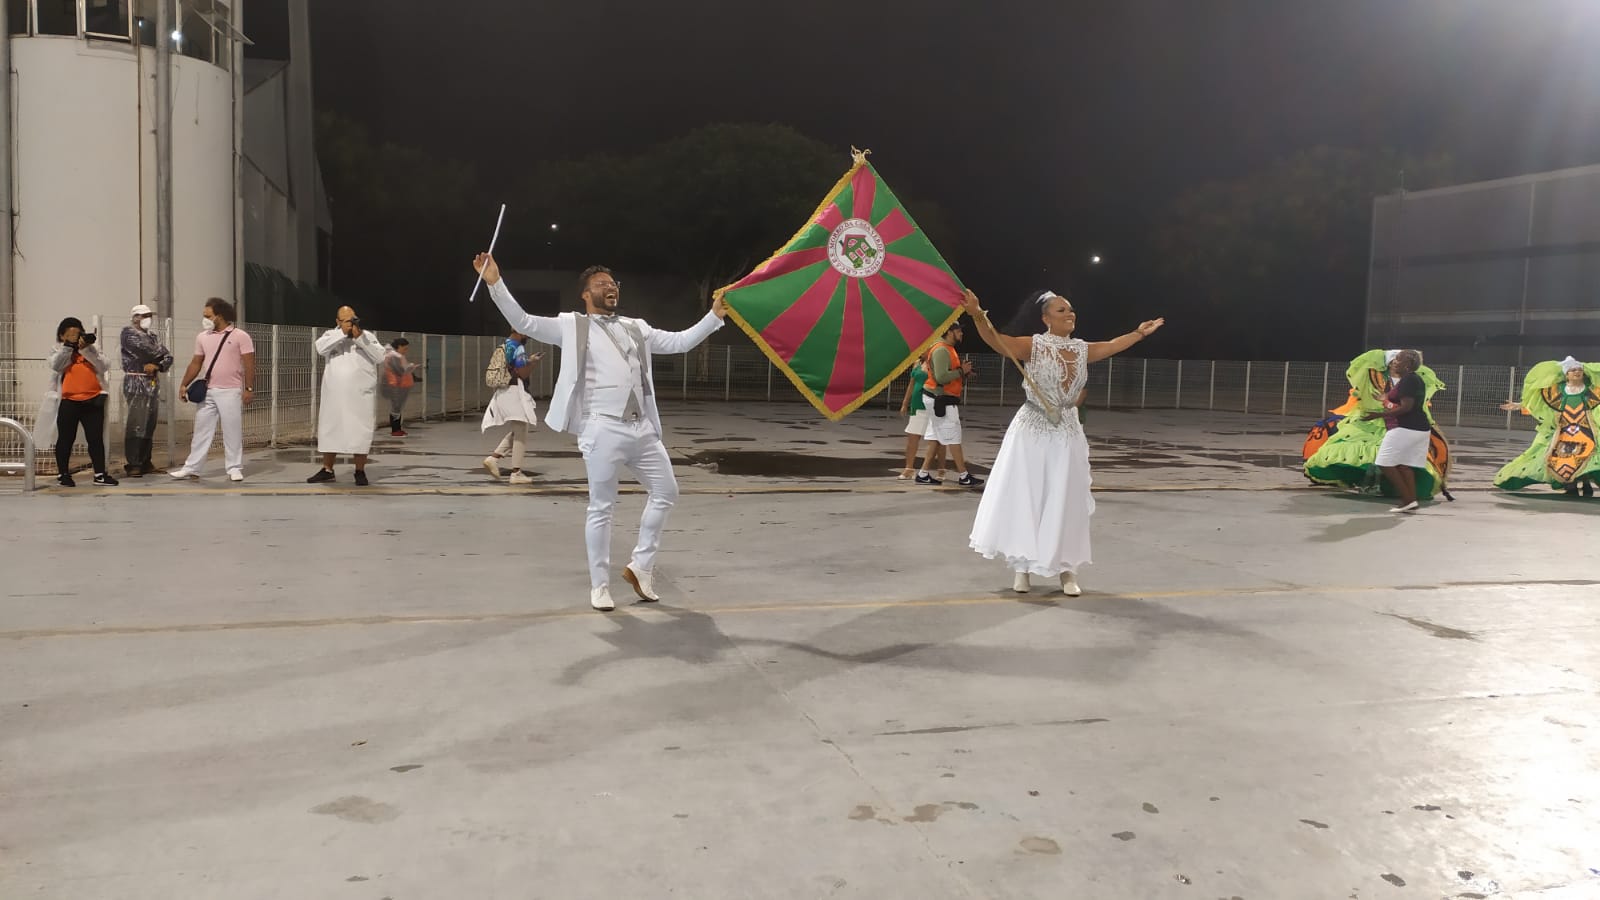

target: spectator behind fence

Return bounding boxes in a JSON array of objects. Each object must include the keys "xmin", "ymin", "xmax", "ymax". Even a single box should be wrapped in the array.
[
  {"xmin": 382, "ymin": 338, "xmax": 419, "ymax": 437},
  {"xmin": 172, "ymin": 299, "xmax": 256, "ymax": 482},
  {"xmin": 120, "ymin": 303, "xmax": 174, "ymax": 477},
  {"xmin": 46, "ymin": 317, "xmax": 117, "ymax": 487},
  {"xmin": 307, "ymin": 306, "xmax": 388, "ymax": 487}
]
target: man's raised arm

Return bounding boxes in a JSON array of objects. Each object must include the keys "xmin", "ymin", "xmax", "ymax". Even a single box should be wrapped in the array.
[
  {"xmin": 643, "ymin": 295, "xmax": 728, "ymax": 355},
  {"xmin": 474, "ymin": 253, "xmax": 561, "ymax": 345}
]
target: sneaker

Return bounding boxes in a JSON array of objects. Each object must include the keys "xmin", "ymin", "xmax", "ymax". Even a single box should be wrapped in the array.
[
  {"xmin": 169, "ymin": 468, "xmax": 198, "ymax": 480},
  {"xmin": 306, "ymin": 468, "xmax": 336, "ymax": 484},
  {"xmin": 957, "ymin": 472, "xmax": 984, "ymax": 487},
  {"xmin": 228, "ymin": 469, "xmax": 245, "ymax": 482},
  {"xmin": 508, "ymin": 471, "xmax": 533, "ymax": 485},
  {"xmin": 1389, "ymin": 500, "xmax": 1420, "ymax": 514},
  {"xmin": 1060, "ymin": 572, "xmax": 1082, "ymax": 596},
  {"xmin": 914, "ymin": 472, "xmax": 942, "ymax": 485},
  {"xmin": 354, "ymin": 470, "xmax": 369, "ymax": 487},
  {"xmin": 92, "ymin": 473, "xmax": 119, "ymax": 486},
  {"xmin": 1012, "ymin": 572, "xmax": 1030, "ymax": 594},
  {"xmin": 57, "ymin": 473, "xmax": 75, "ymax": 488},
  {"xmin": 482, "ymin": 456, "xmax": 502, "ymax": 478},
  {"xmin": 590, "ymin": 585, "xmax": 615, "ymax": 611},
  {"xmin": 391, "ymin": 429, "xmax": 407, "ymax": 437}
]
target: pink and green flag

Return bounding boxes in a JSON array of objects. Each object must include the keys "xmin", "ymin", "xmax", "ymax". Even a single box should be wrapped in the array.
[{"xmin": 716, "ymin": 152, "xmax": 965, "ymax": 420}]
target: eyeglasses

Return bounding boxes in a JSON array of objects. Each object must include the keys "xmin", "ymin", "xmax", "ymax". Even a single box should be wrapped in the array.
[{"xmin": 589, "ymin": 281, "xmax": 621, "ymax": 291}]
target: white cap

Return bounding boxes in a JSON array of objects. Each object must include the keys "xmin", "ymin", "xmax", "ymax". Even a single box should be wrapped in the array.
[
  {"xmin": 130, "ymin": 304, "xmax": 154, "ymax": 318},
  {"xmin": 1384, "ymin": 350, "xmax": 1400, "ymax": 364},
  {"xmin": 1560, "ymin": 356, "xmax": 1583, "ymax": 373}
]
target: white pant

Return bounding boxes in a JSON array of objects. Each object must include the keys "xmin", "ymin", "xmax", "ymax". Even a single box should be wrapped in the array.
[
  {"xmin": 577, "ymin": 416, "xmax": 680, "ymax": 589},
  {"xmin": 181, "ymin": 387, "xmax": 244, "ymax": 474}
]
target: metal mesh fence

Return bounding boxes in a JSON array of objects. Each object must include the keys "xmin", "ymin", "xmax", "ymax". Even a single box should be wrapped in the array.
[{"xmin": 1, "ymin": 315, "xmax": 1551, "ymax": 482}]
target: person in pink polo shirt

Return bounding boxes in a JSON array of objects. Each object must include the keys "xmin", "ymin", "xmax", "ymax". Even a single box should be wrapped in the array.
[{"xmin": 171, "ymin": 299, "xmax": 256, "ymax": 482}]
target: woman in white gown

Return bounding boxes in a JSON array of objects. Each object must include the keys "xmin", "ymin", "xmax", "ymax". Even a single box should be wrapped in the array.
[{"xmin": 963, "ymin": 288, "xmax": 1164, "ymax": 595}]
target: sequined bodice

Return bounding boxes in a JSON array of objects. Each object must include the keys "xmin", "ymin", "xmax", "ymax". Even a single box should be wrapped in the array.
[{"xmin": 1013, "ymin": 333, "xmax": 1087, "ymax": 435}]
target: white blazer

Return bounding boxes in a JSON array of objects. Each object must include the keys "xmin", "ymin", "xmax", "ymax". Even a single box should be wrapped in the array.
[{"xmin": 488, "ymin": 279, "xmax": 724, "ymax": 435}]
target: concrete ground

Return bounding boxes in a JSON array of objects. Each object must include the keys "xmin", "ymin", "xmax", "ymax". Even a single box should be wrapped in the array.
[{"xmin": 3, "ymin": 403, "xmax": 1598, "ymax": 899}]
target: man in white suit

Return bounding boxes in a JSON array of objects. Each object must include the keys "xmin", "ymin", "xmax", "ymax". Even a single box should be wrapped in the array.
[{"xmin": 473, "ymin": 253, "xmax": 728, "ymax": 611}]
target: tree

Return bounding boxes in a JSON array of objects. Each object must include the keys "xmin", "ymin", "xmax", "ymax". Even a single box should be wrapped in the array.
[
  {"xmin": 316, "ymin": 111, "xmax": 488, "ymax": 332},
  {"xmin": 515, "ymin": 124, "xmax": 958, "ymax": 310},
  {"xmin": 1149, "ymin": 147, "xmax": 1457, "ymax": 359}
]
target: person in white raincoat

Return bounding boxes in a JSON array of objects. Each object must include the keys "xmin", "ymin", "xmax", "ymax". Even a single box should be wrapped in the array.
[{"xmin": 308, "ymin": 306, "xmax": 387, "ymax": 486}]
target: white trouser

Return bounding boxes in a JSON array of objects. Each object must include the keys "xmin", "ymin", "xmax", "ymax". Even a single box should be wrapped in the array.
[
  {"xmin": 577, "ymin": 416, "xmax": 679, "ymax": 589},
  {"xmin": 182, "ymin": 387, "xmax": 244, "ymax": 474}
]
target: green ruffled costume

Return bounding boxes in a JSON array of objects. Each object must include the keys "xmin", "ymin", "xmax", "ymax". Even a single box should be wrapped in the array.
[
  {"xmin": 1494, "ymin": 361, "xmax": 1600, "ymax": 491},
  {"xmin": 1304, "ymin": 349, "xmax": 1448, "ymax": 498}
]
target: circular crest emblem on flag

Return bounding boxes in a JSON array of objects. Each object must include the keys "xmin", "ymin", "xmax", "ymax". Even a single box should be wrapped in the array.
[{"xmin": 827, "ymin": 218, "xmax": 886, "ymax": 278}]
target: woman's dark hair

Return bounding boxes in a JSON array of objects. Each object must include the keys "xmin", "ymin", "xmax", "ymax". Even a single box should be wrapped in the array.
[
  {"xmin": 204, "ymin": 297, "xmax": 237, "ymax": 324},
  {"xmin": 56, "ymin": 317, "xmax": 85, "ymax": 341},
  {"xmin": 390, "ymin": 338, "xmax": 409, "ymax": 349},
  {"xmin": 1003, "ymin": 289, "xmax": 1057, "ymax": 336}
]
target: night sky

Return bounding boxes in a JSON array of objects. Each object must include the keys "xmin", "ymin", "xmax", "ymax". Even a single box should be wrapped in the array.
[{"xmin": 250, "ymin": 0, "xmax": 1600, "ymax": 337}]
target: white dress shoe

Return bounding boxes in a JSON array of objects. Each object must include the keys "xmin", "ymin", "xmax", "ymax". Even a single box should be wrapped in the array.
[
  {"xmin": 623, "ymin": 565, "xmax": 660, "ymax": 602},
  {"xmin": 227, "ymin": 469, "xmax": 245, "ymax": 482},
  {"xmin": 1060, "ymin": 572, "xmax": 1082, "ymax": 596},
  {"xmin": 589, "ymin": 585, "xmax": 615, "ymax": 611},
  {"xmin": 508, "ymin": 471, "xmax": 533, "ymax": 485},
  {"xmin": 169, "ymin": 468, "xmax": 198, "ymax": 479},
  {"xmin": 1012, "ymin": 572, "xmax": 1030, "ymax": 593},
  {"xmin": 1389, "ymin": 501, "xmax": 1419, "ymax": 514},
  {"xmin": 482, "ymin": 456, "xmax": 501, "ymax": 478}
]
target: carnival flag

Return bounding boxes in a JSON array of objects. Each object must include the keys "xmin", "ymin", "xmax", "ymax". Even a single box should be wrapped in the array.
[{"xmin": 715, "ymin": 151, "xmax": 965, "ymax": 420}]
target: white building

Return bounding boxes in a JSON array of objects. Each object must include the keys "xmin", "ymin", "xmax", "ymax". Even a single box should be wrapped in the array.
[{"xmin": 2, "ymin": 0, "xmax": 324, "ymax": 411}]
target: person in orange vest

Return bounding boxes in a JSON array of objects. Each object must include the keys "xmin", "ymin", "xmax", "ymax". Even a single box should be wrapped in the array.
[{"xmin": 915, "ymin": 319, "xmax": 983, "ymax": 487}]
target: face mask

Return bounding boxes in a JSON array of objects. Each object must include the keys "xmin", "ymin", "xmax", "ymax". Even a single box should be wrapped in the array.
[
  {"xmin": 201, "ymin": 318, "xmax": 215, "ymax": 332},
  {"xmin": 139, "ymin": 316, "xmax": 154, "ymax": 330}
]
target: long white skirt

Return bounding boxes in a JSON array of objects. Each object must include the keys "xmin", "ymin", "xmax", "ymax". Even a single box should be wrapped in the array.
[{"xmin": 969, "ymin": 407, "xmax": 1094, "ymax": 577}]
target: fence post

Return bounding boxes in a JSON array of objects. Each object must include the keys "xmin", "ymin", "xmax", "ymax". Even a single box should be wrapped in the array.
[
  {"xmin": 269, "ymin": 324, "xmax": 280, "ymax": 447},
  {"xmin": 724, "ymin": 345, "xmax": 732, "ymax": 402},
  {"xmin": 1507, "ymin": 366, "xmax": 1516, "ymax": 429},
  {"xmin": 440, "ymin": 336, "xmax": 449, "ymax": 422},
  {"xmin": 682, "ymin": 352, "xmax": 689, "ymax": 400},
  {"xmin": 998, "ymin": 357, "xmax": 1006, "ymax": 407},
  {"xmin": 165, "ymin": 317, "xmax": 176, "ymax": 467},
  {"xmin": 309, "ymin": 326, "xmax": 319, "ymax": 435},
  {"xmin": 1140, "ymin": 358, "xmax": 1148, "ymax": 409},
  {"xmin": 459, "ymin": 335, "xmax": 467, "ymax": 420},
  {"xmin": 1280, "ymin": 361, "xmax": 1289, "ymax": 416},
  {"xmin": 1209, "ymin": 360, "xmax": 1216, "ymax": 410},
  {"xmin": 1105, "ymin": 357, "xmax": 1114, "ymax": 408},
  {"xmin": 1320, "ymin": 362, "xmax": 1329, "ymax": 415},
  {"xmin": 1455, "ymin": 365, "xmax": 1464, "ymax": 427},
  {"xmin": 1175, "ymin": 359, "xmax": 1183, "ymax": 409},
  {"xmin": 767, "ymin": 360, "xmax": 773, "ymax": 402},
  {"xmin": 1243, "ymin": 361, "xmax": 1252, "ymax": 413}
]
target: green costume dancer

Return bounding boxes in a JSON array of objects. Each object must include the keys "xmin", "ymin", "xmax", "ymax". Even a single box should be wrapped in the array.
[
  {"xmin": 1494, "ymin": 356, "xmax": 1600, "ymax": 497},
  {"xmin": 1304, "ymin": 349, "xmax": 1450, "ymax": 499}
]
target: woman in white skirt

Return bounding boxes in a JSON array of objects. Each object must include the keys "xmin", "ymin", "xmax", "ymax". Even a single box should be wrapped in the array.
[
  {"xmin": 1359, "ymin": 348, "xmax": 1431, "ymax": 513},
  {"xmin": 962, "ymin": 288, "xmax": 1164, "ymax": 595},
  {"xmin": 481, "ymin": 331, "xmax": 542, "ymax": 485}
]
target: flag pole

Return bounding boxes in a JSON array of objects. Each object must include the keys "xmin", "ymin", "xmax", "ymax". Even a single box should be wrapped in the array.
[{"xmin": 467, "ymin": 203, "xmax": 508, "ymax": 303}]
